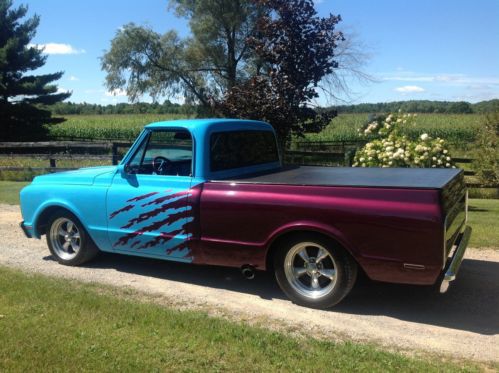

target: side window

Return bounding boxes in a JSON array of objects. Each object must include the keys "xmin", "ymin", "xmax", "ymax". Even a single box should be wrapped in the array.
[
  {"xmin": 210, "ymin": 130, "xmax": 279, "ymax": 172},
  {"xmin": 128, "ymin": 130, "xmax": 193, "ymax": 176}
]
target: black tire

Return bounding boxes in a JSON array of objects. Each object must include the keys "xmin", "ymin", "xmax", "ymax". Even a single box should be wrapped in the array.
[
  {"xmin": 45, "ymin": 210, "xmax": 99, "ymax": 266},
  {"xmin": 274, "ymin": 233, "xmax": 357, "ymax": 309}
]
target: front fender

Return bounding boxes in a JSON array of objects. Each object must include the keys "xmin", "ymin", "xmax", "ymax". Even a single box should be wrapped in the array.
[{"xmin": 31, "ymin": 199, "xmax": 87, "ymax": 238}]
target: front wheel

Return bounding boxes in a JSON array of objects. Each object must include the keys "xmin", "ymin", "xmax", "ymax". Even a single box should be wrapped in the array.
[
  {"xmin": 46, "ymin": 211, "xmax": 99, "ymax": 266},
  {"xmin": 274, "ymin": 234, "xmax": 357, "ymax": 309}
]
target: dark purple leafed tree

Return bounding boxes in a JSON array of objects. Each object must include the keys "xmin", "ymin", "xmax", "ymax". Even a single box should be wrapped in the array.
[{"xmin": 218, "ymin": 0, "xmax": 344, "ymax": 153}]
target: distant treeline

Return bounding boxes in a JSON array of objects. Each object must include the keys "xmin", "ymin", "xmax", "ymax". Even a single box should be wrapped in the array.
[
  {"xmin": 331, "ymin": 99, "xmax": 499, "ymax": 114},
  {"xmin": 50, "ymin": 100, "xmax": 197, "ymax": 115},
  {"xmin": 50, "ymin": 98, "xmax": 499, "ymax": 116}
]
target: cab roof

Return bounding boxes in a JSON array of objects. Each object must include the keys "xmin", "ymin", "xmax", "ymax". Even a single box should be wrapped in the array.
[{"xmin": 144, "ymin": 118, "xmax": 273, "ymax": 133}]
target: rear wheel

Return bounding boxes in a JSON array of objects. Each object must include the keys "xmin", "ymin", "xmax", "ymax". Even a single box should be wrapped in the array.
[
  {"xmin": 274, "ymin": 234, "xmax": 357, "ymax": 309},
  {"xmin": 46, "ymin": 211, "xmax": 98, "ymax": 266}
]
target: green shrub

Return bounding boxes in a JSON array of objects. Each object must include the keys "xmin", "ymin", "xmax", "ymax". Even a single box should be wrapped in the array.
[
  {"xmin": 472, "ymin": 110, "xmax": 499, "ymax": 186},
  {"xmin": 353, "ymin": 112, "xmax": 454, "ymax": 168}
]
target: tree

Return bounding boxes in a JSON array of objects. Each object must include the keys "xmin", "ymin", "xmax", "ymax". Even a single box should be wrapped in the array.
[
  {"xmin": 101, "ymin": 0, "xmax": 258, "ymax": 106},
  {"xmin": 473, "ymin": 106, "xmax": 499, "ymax": 186},
  {"xmin": 0, "ymin": 0, "xmax": 70, "ymax": 140},
  {"xmin": 102, "ymin": 0, "xmax": 364, "ymax": 150},
  {"xmin": 218, "ymin": 0, "xmax": 343, "ymax": 151}
]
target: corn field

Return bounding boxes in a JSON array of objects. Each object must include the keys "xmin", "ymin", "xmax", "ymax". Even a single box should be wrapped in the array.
[
  {"xmin": 49, "ymin": 114, "xmax": 191, "ymax": 141},
  {"xmin": 300, "ymin": 113, "xmax": 483, "ymax": 145},
  {"xmin": 48, "ymin": 113, "xmax": 484, "ymax": 146}
]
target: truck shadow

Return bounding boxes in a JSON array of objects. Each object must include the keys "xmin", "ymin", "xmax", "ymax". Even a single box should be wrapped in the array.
[
  {"xmin": 64, "ymin": 254, "xmax": 498, "ymax": 336},
  {"xmin": 336, "ymin": 258, "xmax": 499, "ymax": 335}
]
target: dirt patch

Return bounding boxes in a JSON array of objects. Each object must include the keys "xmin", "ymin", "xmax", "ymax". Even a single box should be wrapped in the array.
[{"xmin": 1, "ymin": 204, "xmax": 498, "ymax": 363}]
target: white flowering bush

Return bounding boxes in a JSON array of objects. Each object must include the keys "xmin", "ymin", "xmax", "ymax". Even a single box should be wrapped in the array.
[{"xmin": 353, "ymin": 112, "xmax": 455, "ymax": 168}]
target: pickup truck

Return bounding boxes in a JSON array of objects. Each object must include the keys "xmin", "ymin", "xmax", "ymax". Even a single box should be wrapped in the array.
[{"xmin": 19, "ymin": 119, "xmax": 471, "ymax": 309}]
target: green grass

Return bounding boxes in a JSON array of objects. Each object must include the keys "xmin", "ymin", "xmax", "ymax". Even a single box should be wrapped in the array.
[
  {"xmin": 468, "ymin": 198, "xmax": 499, "ymax": 248},
  {"xmin": 0, "ymin": 266, "xmax": 486, "ymax": 372},
  {"xmin": 0, "ymin": 181, "xmax": 28, "ymax": 204}
]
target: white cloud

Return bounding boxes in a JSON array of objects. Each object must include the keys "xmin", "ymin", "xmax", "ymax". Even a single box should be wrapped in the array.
[
  {"xmin": 30, "ymin": 43, "xmax": 85, "ymax": 55},
  {"xmin": 69, "ymin": 75, "xmax": 79, "ymax": 81},
  {"xmin": 105, "ymin": 89, "xmax": 127, "ymax": 97},
  {"xmin": 395, "ymin": 85, "xmax": 425, "ymax": 93},
  {"xmin": 56, "ymin": 87, "xmax": 71, "ymax": 94},
  {"xmin": 382, "ymin": 71, "xmax": 499, "ymax": 86}
]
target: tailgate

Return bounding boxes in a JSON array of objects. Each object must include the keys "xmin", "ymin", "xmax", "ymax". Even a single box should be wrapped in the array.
[{"xmin": 440, "ymin": 171, "xmax": 467, "ymax": 266}]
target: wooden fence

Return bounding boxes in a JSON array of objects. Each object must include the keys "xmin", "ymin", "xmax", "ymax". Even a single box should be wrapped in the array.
[
  {"xmin": 0, "ymin": 140, "xmax": 496, "ymax": 189},
  {"xmin": 0, "ymin": 141, "xmax": 132, "ymax": 172}
]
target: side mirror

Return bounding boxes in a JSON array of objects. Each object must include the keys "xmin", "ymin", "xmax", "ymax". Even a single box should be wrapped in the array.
[
  {"xmin": 124, "ymin": 163, "xmax": 132, "ymax": 174},
  {"xmin": 116, "ymin": 164, "xmax": 130, "ymax": 176}
]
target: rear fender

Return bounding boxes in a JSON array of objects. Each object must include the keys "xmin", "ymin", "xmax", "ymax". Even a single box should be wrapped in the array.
[{"xmin": 265, "ymin": 220, "xmax": 359, "ymax": 267}]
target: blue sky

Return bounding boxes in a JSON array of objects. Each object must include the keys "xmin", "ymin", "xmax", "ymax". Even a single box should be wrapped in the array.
[{"xmin": 16, "ymin": 0, "xmax": 499, "ymax": 105}]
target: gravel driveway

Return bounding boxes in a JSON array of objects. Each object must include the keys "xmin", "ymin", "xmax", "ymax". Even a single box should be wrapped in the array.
[{"xmin": 1, "ymin": 204, "xmax": 498, "ymax": 363}]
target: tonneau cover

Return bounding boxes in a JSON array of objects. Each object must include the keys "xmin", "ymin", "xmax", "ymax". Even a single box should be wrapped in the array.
[{"xmin": 220, "ymin": 166, "xmax": 462, "ymax": 189}]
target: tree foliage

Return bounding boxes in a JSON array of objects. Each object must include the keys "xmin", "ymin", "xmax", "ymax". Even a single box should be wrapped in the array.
[
  {"xmin": 50, "ymin": 100, "xmax": 197, "ymax": 116},
  {"xmin": 101, "ymin": 0, "xmax": 258, "ymax": 106},
  {"xmin": 218, "ymin": 0, "xmax": 343, "ymax": 149},
  {"xmin": 102, "ymin": 0, "xmax": 356, "ymax": 149},
  {"xmin": 473, "ymin": 106, "xmax": 499, "ymax": 186},
  {"xmin": 0, "ymin": 0, "xmax": 70, "ymax": 140},
  {"xmin": 332, "ymin": 100, "xmax": 494, "ymax": 114}
]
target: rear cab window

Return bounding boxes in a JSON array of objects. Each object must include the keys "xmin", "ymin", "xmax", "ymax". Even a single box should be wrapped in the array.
[{"xmin": 210, "ymin": 130, "xmax": 279, "ymax": 172}]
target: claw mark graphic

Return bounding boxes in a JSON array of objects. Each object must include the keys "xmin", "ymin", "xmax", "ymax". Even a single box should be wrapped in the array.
[
  {"xmin": 109, "ymin": 189, "xmax": 196, "ymax": 258},
  {"xmin": 127, "ymin": 191, "xmax": 160, "ymax": 202},
  {"xmin": 121, "ymin": 194, "xmax": 189, "ymax": 229},
  {"xmin": 109, "ymin": 191, "xmax": 161, "ymax": 219},
  {"xmin": 109, "ymin": 204, "xmax": 134, "ymax": 219}
]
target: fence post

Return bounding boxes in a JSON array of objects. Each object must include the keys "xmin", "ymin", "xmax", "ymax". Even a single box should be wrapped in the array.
[{"xmin": 112, "ymin": 143, "xmax": 118, "ymax": 165}]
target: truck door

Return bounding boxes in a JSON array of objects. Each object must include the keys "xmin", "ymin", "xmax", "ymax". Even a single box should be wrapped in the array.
[{"xmin": 107, "ymin": 129, "xmax": 195, "ymax": 262}]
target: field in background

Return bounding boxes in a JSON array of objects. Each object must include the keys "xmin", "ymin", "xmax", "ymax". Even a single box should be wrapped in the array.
[
  {"xmin": 301, "ymin": 113, "xmax": 482, "ymax": 146},
  {"xmin": 48, "ymin": 113, "xmax": 484, "ymax": 147},
  {"xmin": 2, "ymin": 113, "xmax": 495, "ymax": 195},
  {"xmin": 49, "ymin": 114, "xmax": 191, "ymax": 141}
]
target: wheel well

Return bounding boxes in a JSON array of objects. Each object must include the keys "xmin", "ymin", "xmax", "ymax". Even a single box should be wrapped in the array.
[
  {"xmin": 36, "ymin": 206, "xmax": 70, "ymax": 236},
  {"xmin": 265, "ymin": 230, "xmax": 356, "ymax": 271}
]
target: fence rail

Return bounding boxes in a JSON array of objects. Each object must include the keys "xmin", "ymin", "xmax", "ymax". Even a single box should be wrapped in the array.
[
  {"xmin": 1, "ymin": 140, "xmax": 497, "ymax": 188},
  {"xmin": 0, "ymin": 141, "xmax": 132, "ymax": 166}
]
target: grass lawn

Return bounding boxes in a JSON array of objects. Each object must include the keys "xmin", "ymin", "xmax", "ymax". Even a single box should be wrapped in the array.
[
  {"xmin": 0, "ymin": 180, "xmax": 497, "ymax": 249},
  {"xmin": 0, "ymin": 181, "xmax": 29, "ymax": 204},
  {"xmin": 0, "ymin": 266, "xmax": 486, "ymax": 372},
  {"xmin": 467, "ymin": 198, "xmax": 499, "ymax": 248}
]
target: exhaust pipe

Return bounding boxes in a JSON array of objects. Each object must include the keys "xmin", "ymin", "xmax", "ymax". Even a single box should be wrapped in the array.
[{"xmin": 241, "ymin": 265, "xmax": 255, "ymax": 280}]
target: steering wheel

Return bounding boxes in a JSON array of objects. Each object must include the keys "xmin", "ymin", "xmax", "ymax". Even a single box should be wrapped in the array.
[{"xmin": 152, "ymin": 156, "xmax": 172, "ymax": 175}]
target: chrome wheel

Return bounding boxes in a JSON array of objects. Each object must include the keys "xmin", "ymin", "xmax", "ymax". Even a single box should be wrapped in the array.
[
  {"xmin": 49, "ymin": 217, "xmax": 81, "ymax": 260},
  {"xmin": 283, "ymin": 242, "xmax": 337, "ymax": 299}
]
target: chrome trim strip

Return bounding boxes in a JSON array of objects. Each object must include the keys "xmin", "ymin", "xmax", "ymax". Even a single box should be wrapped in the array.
[
  {"xmin": 403, "ymin": 263, "xmax": 425, "ymax": 270},
  {"xmin": 440, "ymin": 225, "xmax": 472, "ymax": 293}
]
